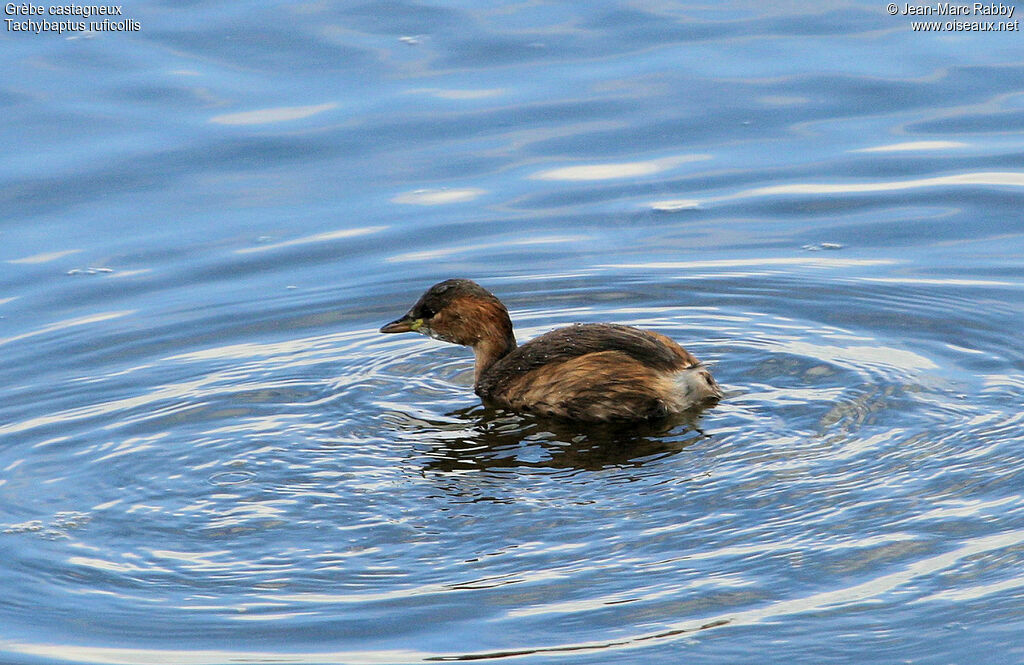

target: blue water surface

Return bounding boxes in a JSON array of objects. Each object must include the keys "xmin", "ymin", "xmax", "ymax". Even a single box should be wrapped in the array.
[{"xmin": 2, "ymin": 1, "xmax": 1023, "ymax": 663}]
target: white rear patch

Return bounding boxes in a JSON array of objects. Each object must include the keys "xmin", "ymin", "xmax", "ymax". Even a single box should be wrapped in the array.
[{"xmin": 663, "ymin": 367, "xmax": 721, "ymax": 412}]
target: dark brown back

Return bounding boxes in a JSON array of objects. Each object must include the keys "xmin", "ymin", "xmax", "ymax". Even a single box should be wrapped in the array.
[{"xmin": 477, "ymin": 323, "xmax": 698, "ymax": 398}]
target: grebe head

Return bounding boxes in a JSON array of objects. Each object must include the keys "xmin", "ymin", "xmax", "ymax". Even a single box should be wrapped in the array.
[{"xmin": 380, "ymin": 279, "xmax": 515, "ymax": 349}]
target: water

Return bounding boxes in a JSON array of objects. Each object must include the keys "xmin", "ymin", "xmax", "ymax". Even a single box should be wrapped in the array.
[{"xmin": 2, "ymin": 1, "xmax": 1023, "ymax": 663}]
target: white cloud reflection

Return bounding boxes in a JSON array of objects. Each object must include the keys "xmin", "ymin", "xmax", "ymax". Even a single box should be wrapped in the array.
[
  {"xmin": 650, "ymin": 199, "xmax": 700, "ymax": 211},
  {"xmin": 602, "ymin": 257, "xmax": 897, "ymax": 270},
  {"xmin": 852, "ymin": 141, "xmax": 968, "ymax": 153},
  {"xmin": 0, "ymin": 311, "xmax": 134, "ymax": 348},
  {"xmin": 735, "ymin": 171, "xmax": 1024, "ymax": 197},
  {"xmin": 408, "ymin": 88, "xmax": 505, "ymax": 100},
  {"xmin": 532, "ymin": 154, "xmax": 710, "ymax": 181},
  {"xmin": 236, "ymin": 227, "xmax": 386, "ymax": 254},
  {"xmin": 653, "ymin": 171, "xmax": 1024, "ymax": 209},
  {"xmin": 8, "ymin": 249, "xmax": 81, "ymax": 264},
  {"xmin": 210, "ymin": 103, "xmax": 337, "ymax": 126},
  {"xmin": 391, "ymin": 188, "xmax": 485, "ymax": 205}
]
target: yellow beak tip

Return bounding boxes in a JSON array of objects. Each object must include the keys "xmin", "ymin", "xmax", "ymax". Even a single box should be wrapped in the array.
[{"xmin": 380, "ymin": 318, "xmax": 424, "ymax": 334}]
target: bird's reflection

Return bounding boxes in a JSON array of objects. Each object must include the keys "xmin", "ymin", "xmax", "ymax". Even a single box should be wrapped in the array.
[{"xmin": 387, "ymin": 404, "xmax": 713, "ymax": 474}]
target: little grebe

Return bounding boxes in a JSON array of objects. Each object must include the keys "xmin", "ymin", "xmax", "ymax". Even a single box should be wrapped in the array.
[{"xmin": 380, "ymin": 279, "xmax": 721, "ymax": 422}]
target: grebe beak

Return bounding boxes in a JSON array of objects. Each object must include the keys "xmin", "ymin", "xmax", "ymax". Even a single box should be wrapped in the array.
[{"xmin": 380, "ymin": 315, "xmax": 423, "ymax": 334}]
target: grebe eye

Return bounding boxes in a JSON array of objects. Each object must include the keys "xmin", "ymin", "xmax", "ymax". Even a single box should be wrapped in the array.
[{"xmin": 418, "ymin": 305, "xmax": 436, "ymax": 319}]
